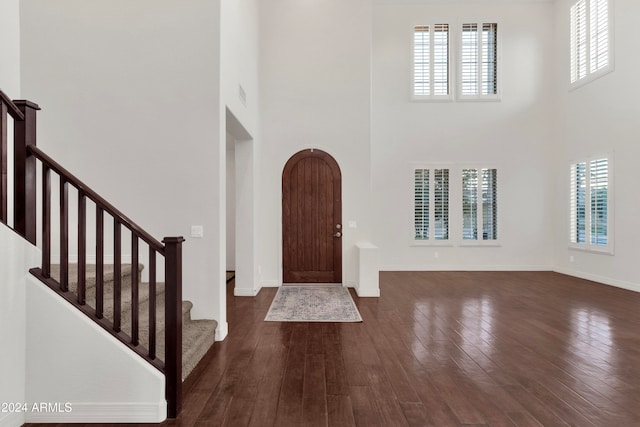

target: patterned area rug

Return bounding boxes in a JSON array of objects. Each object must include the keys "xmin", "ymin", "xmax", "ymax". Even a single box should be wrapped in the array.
[{"xmin": 265, "ymin": 286, "xmax": 363, "ymax": 322}]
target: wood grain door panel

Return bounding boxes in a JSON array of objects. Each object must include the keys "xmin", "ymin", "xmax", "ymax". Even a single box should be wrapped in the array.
[{"xmin": 283, "ymin": 149, "xmax": 341, "ymax": 283}]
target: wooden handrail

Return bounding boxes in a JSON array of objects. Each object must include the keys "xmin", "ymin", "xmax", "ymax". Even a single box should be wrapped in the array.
[
  {"xmin": 27, "ymin": 145, "xmax": 165, "ymax": 252},
  {"xmin": 0, "ymin": 90, "xmax": 25, "ymax": 120}
]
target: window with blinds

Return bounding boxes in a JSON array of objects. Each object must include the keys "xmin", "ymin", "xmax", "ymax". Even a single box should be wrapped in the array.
[
  {"xmin": 570, "ymin": 158, "xmax": 611, "ymax": 251},
  {"xmin": 461, "ymin": 23, "xmax": 498, "ymax": 98},
  {"xmin": 414, "ymin": 168, "xmax": 449, "ymax": 241},
  {"xmin": 570, "ymin": 0, "xmax": 611, "ymax": 86},
  {"xmin": 414, "ymin": 24, "xmax": 450, "ymax": 98},
  {"xmin": 463, "ymin": 168, "xmax": 498, "ymax": 241}
]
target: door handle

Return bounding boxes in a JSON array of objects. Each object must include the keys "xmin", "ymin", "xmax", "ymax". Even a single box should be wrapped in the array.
[{"xmin": 334, "ymin": 232, "xmax": 342, "ymax": 238}]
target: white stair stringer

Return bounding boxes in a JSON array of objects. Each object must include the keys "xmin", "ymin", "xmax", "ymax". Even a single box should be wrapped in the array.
[{"xmin": 49, "ymin": 264, "xmax": 216, "ymax": 381}]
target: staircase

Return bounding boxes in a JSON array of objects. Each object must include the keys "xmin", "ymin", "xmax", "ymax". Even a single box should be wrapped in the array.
[
  {"xmin": 49, "ymin": 264, "xmax": 217, "ymax": 380},
  {"xmin": 1, "ymin": 89, "xmax": 212, "ymax": 418}
]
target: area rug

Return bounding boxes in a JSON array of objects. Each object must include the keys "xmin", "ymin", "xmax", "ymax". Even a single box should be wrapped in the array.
[{"xmin": 265, "ymin": 286, "xmax": 363, "ymax": 322}]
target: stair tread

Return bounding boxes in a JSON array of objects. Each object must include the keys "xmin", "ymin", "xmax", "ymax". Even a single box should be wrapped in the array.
[{"xmin": 50, "ymin": 263, "xmax": 141, "ymax": 288}]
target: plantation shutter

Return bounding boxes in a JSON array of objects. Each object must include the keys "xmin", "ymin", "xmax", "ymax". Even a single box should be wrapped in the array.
[
  {"xmin": 482, "ymin": 24, "xmax": 498, "ymax": 95},
  {"xmin": 590, "ymin": 158, "xmax": 608, "ymax": 245},
  {"xmin": 570, "ymin": 0, "xmax": 588, "ymax": 83},
  {"xmin": 434, "ymin": 169, "xmax": 449, "ymax": 240},
  {"xmin": 461, "ymin": 24, "xmax": 479, "ymax": 96},
  {"xmin": 461, "ymin": 23, "xmax": 498, "ymax": 97},
  {"xmin": 462, "ymin": 169, "xmax": 478, "ymax": 240},
  {"xmin": 414, "ymin": 24, "xmax": 449, "ymax": 97},
  {"xmin": 570, "ymin": 162, "xmax": 587, "ymax": 243},
  {"xmin": 433, "ymin": 24, "xmax": 449, "ymax": 96},
  {"xmin": 414, "ymin": 169, "xmax": 429, "ymax": 240},
  {"xmin": 414, "ymin": 26, "xmax": 430, "ymax": 96},
  {"xmin": 482, "ymin": 169, "xmax": 498, "ymax": 240},
  {"xmin": 589, "ymin": 0, "xmax": 609, "ymax": 73},
  {"xmin": 463, "ymin": 168, "xmax": 497, "ymax": 241}
]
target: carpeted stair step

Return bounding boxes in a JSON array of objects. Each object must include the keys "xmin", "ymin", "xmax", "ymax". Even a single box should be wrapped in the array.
[
  {"xmin": 50, "ymin": 264, "xmax": 164, "ymax": 321},
  {"xmin": 49, "ymin": 264, "xmax": 216, "ymax": 381},
  {"xmin": 181, "ymin": 319, "xmax": 217, "ymax": 380},
  {"xmin": 50, "ymin": 263, "xmax": 141, "ymax": 294}
]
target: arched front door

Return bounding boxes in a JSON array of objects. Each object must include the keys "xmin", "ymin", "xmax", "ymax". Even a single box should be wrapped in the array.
[{"xmin": 282, "ymin": 149, "xmax": 342, "ymax": 283}]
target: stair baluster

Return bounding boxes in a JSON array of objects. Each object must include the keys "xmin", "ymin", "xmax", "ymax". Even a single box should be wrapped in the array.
[
  {"xmin": 60, "ymin": 177, "xmax": 69, "ymax": 292},
  {"xmin": 77, "ymin": 191, "xmax": 87, "ymax": 305},
  {"xmin": 114, "ymin": 219, "xmax": 122, "ymax": 332},
  {"xmin": 131, "ymin": 235, "xmax": 139, "ymax": 346},
  {"xmin": 42, "ymin": 164, "xmax": 51, "ymax": 278},
  {"xmin": 96, "ymin": 207, "xmax": 105, "ymax": 319},
  {"xmin": 149, "ymin": 249, "xmax": 157, "ymax": 360}
]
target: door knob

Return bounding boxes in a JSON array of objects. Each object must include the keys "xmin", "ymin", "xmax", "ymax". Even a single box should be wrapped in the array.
[{"xmin": 334, "ymin": 232, "xmax": 342, "ymax": 238}]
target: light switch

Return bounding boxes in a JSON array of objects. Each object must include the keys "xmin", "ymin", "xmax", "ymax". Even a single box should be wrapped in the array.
[
  {"xmin": 191, "ymin": 225, "xmax": 204, "ymax": 238},
  {"xmin": 348, "ymin": 220, "xmax": 357, "ymax": 229}
]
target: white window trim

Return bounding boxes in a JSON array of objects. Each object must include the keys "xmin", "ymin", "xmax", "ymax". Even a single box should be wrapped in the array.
[
  {"xmin": 411, "ymin": 20, "xmax": 502, "ymax": 102},
  {"xmin": 459, "ymin": 165, "xmax": 501, "ymax": 247},
  {"xmin": 568, "ymin": 154, "xmax": 614, "ymax": 255},
  {"xmin": 410, "ymin": 164, "xmax": 453, "ymax": 246},
  {"xmin": 569, "ymin": 0, "xmax": 615, "ymax": 90},
  {"xmin": 411, "ymin": 22, "xmax": 454, "ymax": 102},
  {"xmin": 457, "ymin": 19, "xmax": 501, "ymax": 102},
  {"xmin": 410, "ymin": 164, "xmax": 501, "ymax": 247}
]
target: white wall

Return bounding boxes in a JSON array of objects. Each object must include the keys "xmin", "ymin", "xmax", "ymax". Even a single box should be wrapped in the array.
[
  {"xmin": 25, "ymin": 276, "xmax": 165, "ymax": 423},
  {"xmin": 226, "ymin": 132, "xmax": 236, "ymax": 271},
  {"xmin": 0, "ymin": 9, "xmax": 24, "ymax": 426},
  {"xmin": 221, "ymin": 0, "xmax": 260, "ymax": 138},
  {"xmin": 0, "ymin": 0, "xmax": 20, "ymax": 95},
  {"xmin": 0, "ymin": 226, "xmax": 40, "ymax": 427},
  {"xmin": 0, "ymin": 0, "xmax": 21, "ymax": 233},
  {"xmin": 372, "ymin": 1, "xmax": 556, "ymax": 270},
  {"xmin": 220, "ymin": 0, "xmax": 260, "ymax": 298},
  {"xmin": 20, "ymin": 0, "xmax": 225, "ymax": 332},
  {"xmin": 258, "ymin": 0, "xmax": 373, "ymax": 288},
  {"xmin": 552, "ymin": 0, "xmax": 640, "ymax": 290}
]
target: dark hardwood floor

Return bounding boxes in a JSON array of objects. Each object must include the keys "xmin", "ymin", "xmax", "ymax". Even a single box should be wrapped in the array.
[{"xmin": 30, "ymin": 271, "xmax": 640, "ymax": 426}]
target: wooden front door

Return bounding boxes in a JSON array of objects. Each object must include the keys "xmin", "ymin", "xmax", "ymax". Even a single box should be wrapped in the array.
[{"xmin": 282, "ymin": 149, "xmax": 342, "ymax": 283}]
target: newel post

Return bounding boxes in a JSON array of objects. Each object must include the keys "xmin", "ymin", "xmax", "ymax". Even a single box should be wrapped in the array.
[
  {"xmin": 164, "ymin": 236, "xmax": 185, "ymax": 418},
  {"xmin": 14, "ymin": 100, "xmax": 40, "ymax": 244}
]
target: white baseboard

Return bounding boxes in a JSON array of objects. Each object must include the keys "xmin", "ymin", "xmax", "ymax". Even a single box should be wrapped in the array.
[
  {"xmin": 381, "ymin": 264, "xmax": 554, "ymax": 272},
  {"xmin": 355, "ymin": 286, "xmax": 381, "ymax": 297},
  {"xmin": 260, "ymin": 280, "xmax": 280, "ymax": 288},
  {"xmin": 23, "ymin": 401, "xmax": 166, "ymax": 423},
  {"xmin": 0, "ymin": 410, "xmax": 25, "ymax": 427},
  {"xmin": 234, "ymin": 287, "xmax": 259, "ymax": 297},
  {"xmin": 344, "ymin": 281, "xmax": 381, "ymax": 297},
  {"xmin": 553, "ymin": 267, "xmax": 640, "ymax": 293},
  {"xmin": 215, "ymin": 321, "xmax": 229, "ymax": 341}
]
